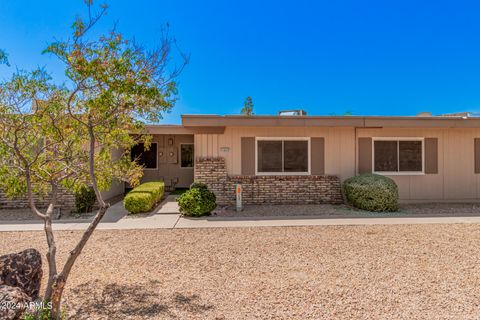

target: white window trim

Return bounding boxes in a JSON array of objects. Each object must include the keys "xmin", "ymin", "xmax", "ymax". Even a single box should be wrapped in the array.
[
  {"xmin": 255, "ymin": 137, "xmax": 311, "ymax": 175},
  {"xmin": 135, "ymin": 142, "xmax": 158, "ymax": 170},
  {"xmin": 372, "ymin": 137, "xmax": 425, "ymax": 175},
  {"xmin": 179, "ymin": 143, "xmax": 194, "ymax": 168}
]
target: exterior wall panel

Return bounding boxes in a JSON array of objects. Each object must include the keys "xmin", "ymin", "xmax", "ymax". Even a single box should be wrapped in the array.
[
  {"xmin": 141, "ymin": 134, "xmax": 194, "ymax": 188},
  {"xmin": 358, "ymin": 128, "xmax": 480, "ymax": 201},
  {"xmin": 195, "ymin": 126, "xmax": 356, "ymax": 181},
  {"xmin": 195, "ymin": 126, "xmax": 480, "ymax": 202}
]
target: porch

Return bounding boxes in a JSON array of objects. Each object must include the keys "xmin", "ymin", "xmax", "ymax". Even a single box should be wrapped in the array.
[{"xmin": 132, "ymin": 133, "xmax": 195, "ymax": 190}]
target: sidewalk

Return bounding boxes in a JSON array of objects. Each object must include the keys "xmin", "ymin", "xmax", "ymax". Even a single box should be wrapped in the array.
[
  {"xmin": 2, "ymin": 196, "xmax": 480, "ymax": 231},
  {"xmin": 2, "ymin": 212, "xmax": 480, "ymax": 232}
]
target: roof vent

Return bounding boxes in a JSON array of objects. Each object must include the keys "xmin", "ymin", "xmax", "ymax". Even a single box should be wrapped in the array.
[
  {"xmin": 416, "ymin": 112, "xmax": 432, "ymax": 117},
  {"xmin": 278, "ymin": 110, "xmax": 307, "ymax": 116}
]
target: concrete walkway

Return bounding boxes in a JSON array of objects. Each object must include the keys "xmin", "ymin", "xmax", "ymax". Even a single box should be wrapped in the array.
[{"xmin": 2, "ymin": 197, "xmax": 480, "ymax": 231}]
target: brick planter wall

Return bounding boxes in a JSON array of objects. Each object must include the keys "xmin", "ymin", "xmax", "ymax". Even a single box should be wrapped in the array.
[
  {"xmin": 195, "ymin": 157, "xmax": 343, "ymax": 206},
  {"xmin": 0, "ymin": 188, "xmax": 75, "ymax": 211}
]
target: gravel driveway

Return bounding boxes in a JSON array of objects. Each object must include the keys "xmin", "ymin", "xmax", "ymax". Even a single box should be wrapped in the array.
[{"xmin": 1, "ymin": 225, "xmax": 480, "ymax": 319}]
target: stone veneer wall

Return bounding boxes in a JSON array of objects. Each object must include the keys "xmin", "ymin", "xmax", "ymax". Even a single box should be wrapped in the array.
[
  {"xmin": 0, "ymin": 189, "xmax": 75, "ymax": 211},
  {"xmin": 194, "ymin": 157, "xmax": 343, "ymax": 206}
]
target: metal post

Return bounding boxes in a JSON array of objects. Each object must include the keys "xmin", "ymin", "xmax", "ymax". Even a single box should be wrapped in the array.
[{"xmin": 235, "ymin": 184, "xmax": 242, "ymax": 212}]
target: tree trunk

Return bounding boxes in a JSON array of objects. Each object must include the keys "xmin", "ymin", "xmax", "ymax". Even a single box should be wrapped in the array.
[
  {"xmin": 43, "ymin": 214, "xmax": 58, "ymax": 301},
  {"xmin": 50, "ymin": 203, "xmax": 109, "ymax": 319},
  {"xmin": 43, "ymin": 186, "xmax": 59, "ymax": 302},
  {"xmin": 50, "ymin": 123, "xmax": 109, "ymax": 319}
]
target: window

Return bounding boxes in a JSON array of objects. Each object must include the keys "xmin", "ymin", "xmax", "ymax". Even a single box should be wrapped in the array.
[
  {"xmin": 131, "ymin": 143, "xmax": 157, "ymax": 169},
  {"xmin": 180, "ymin": 144, "xmax": 194, "ymax": 168},
  {"xmin": 256, "ymin": 138, "xmax": 309, "ymax": 174},
  {"xmin": 373, "ymin": 138, "xmax": 423, "ymax": 174}
]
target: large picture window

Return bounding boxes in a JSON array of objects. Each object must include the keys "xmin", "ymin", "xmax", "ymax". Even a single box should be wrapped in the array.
[
  {"xmin": 373, "ymin": 138, "xmax": 423, "ymax": 174},
  {"xmin": 256, "ymin": 138, "xmax": 309, "ymax": 174},
  {"xmin": 131, "ymin": 143, "xmax": 157, "ymax": 169}
]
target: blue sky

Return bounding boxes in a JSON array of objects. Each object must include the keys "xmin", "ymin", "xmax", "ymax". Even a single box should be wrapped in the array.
[{"xmin": 1, "ymin": 1, "xmax": 480, "ymax": 123}]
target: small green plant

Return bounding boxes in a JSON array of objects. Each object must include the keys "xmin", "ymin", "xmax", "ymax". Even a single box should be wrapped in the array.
[
  {"xmin": 177, "ymin": 182, "xmax": 216, "ymax": 216},
  {"xmin": 344, "ymin": 173, "xmax": 399, "ymax": 212},
  {"xmin": 74, "ymin": 186, "xmax": 96, "ymax": 213},
  {"xmin": 124, "ymin": 181, "xmax": 165, "ymax": 214},
  {"xmin": 22, "ymin": 300, "xmax": 67, "ymax": 320}
]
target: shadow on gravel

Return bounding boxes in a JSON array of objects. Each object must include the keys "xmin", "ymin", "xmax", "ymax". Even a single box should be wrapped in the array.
[{"xmin": 68, "ymin": 280, "xmax": 214, "ymax": 319}]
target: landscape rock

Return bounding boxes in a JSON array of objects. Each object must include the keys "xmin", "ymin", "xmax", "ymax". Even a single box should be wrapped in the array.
[
  {"xmin": 0, "ymin": 248, "xmax": 42, "ymax": 299},
  {"xmin": 0, "ymin": 284, "xmax": 31, "ymax": 320}
]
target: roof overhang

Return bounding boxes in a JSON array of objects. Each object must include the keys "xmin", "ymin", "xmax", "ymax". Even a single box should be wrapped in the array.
[
  {"xmin": 146, "ymin": 124, "xmax": 225, "ymax": 134},
  {"xmin": 181, "ymin": 114, "xmax": 480, "ymax": 128}
]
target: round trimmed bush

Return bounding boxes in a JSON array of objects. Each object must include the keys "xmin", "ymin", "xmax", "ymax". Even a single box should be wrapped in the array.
[
  {"xmin": 343, "ymin": 173, "xmax": 399, "ymax": 212},
  {"xmin": 177, "ymin": 182, "xmax": 217, "ymax": 217}
]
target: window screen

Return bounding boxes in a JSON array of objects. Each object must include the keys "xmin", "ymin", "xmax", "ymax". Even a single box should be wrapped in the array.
[
  {"xmin": 257, "ymin": 140, "xmax": 308, "ymax": 173},
  {"xmin": 257, "ymin": 141, "xmax": 283, "ymax": 172},
  {"xmin": 284, "ymin": 141, "xmax": 308, "ymax": 172},
  {"xmin": 374, "ymin": 139, "xmax": 423, "ymax": 173},
  {"xmin": 180, "ymin": 144, "xmax": 194, "ymax": 168},
  {"xmin": 399, "ymin": 141, "xmax": 422, "ymax": 171},
  {"xmin": 374, "ymin": 141, "xmax": 398, "ymax": 172},
  {"xmin": 131, "ymin": 143, "xmax": 157, "ymax": 169}
]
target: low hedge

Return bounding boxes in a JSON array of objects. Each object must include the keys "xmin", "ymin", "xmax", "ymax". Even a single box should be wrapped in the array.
[
  {"xmin": 177, "ymin": 182, "xmax": 216, "ymax": 217},
  {"xmin": 124, "ymin": 181, "xmax": 165, "ymax": 214},
  {"xmin": 343, "ymin": 173, "xmax": 399, "ymax": 212}
]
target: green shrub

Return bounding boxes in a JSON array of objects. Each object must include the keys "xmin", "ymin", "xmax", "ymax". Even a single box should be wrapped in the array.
[
  {"xmin": 74, "ymin": 186, "xmax": 96, "ymax": 213},
  {"xmin": 344, "ymin": 173, "xmax": 399, "ymax": 212},
  {"xmin": 177, "ymin": 182, "xmax": 216, "ymax": 217},
  {"xmin": 124, "ymin": 181, "xmax": 165, "ymax": 214}
]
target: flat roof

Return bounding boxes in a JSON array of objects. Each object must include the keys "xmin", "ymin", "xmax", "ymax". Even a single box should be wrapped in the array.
[
  {"xmin": 180, "ymin": 114, "xmax": 480, "ymax": 128},
  {"xmin": 146, "ymin": 124, "xmax": 226, "ymax": 134}
]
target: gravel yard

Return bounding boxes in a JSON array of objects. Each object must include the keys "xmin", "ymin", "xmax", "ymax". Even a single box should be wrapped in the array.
[
  {"xmin": 214, "ymin": 203, "xmax": 480, "ymax": 218},
  {"xmin": 1, "ymin": 225, "xmax": 480, "ymax": 319}
]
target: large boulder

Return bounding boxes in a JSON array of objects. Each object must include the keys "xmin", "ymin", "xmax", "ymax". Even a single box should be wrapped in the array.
[
  {"xmin": 0, "ymin": 284, "xmax": 31, "ymax": 320},
  {"xmin": 0, "ymin": 248, "xmax": 42, "ymax": 299}
]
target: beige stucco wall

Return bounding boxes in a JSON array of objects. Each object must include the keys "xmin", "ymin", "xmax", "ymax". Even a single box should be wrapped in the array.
[
  {"xmin": 357, "ymin": 127, "xmax": 480, "ymax": 202},
  {"xmin": 195, "ymin": 126, "xmax": 480, "ymax": 202},
  {"xmin": 195, "ymin": 126, "xmax": 356, "ymax": 181},
  {"xmin": 100, "ymin": 147, "xmax": 125, "ymax": 201}
]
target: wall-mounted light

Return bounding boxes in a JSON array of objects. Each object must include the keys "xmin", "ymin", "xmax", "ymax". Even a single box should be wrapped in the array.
[
  {"xmin": 168, "ymin": 137, "xmax": 174, "ymax": 145},
  {"xmin": 169, "ymin": 152, "xmax": 174, "ymax": 157}
]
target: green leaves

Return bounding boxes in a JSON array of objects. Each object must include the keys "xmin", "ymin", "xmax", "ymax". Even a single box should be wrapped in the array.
[
  {"xmin": 0, "ymin": 68, "xmax": 90, "ymax": 200},
  {"xmin": 0, "ymin": 49, "xmax": 9, "ymax": 66},
  {"xmin": 241, "ymin": 96, "xmax": 254, "ymax": 116},
  {"xmin": 344, "ymin": 174, "xmax": 399, "ymax": 212},
  {"xmin": 0, "ymin": 1, "xmax": 186, "ymax": 208}
]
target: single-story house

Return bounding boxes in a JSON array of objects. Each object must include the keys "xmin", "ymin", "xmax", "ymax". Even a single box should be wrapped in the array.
[
  {"xmin": 134, "ymin": 111, "xmax": 480, "ymax": 205},
  {"xmin": 3, "ymin": 110, "xmax": 480, "ymax": 209}
]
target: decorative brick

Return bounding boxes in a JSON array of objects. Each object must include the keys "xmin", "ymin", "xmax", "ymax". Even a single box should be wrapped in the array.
[
  {"xmin": 195, "ymin": 157, "xmax": 343, "ymax": 206},
  {"xmin": 0, "ymin": 188, "xmax": 75, "ymax": 211}
]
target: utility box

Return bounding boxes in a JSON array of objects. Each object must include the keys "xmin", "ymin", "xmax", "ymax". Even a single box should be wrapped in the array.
[{"xmin": 235, "ymin": 184, "xmax": 243, "ymax": 212}]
